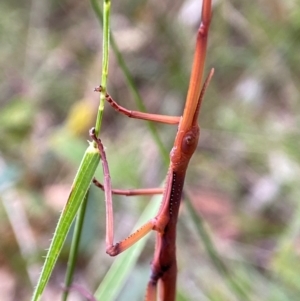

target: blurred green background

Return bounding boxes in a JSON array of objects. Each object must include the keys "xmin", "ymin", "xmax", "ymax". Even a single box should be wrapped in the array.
[{"xmin": 1, "ymin": 0, "xmax": 300, "ymax": 300}]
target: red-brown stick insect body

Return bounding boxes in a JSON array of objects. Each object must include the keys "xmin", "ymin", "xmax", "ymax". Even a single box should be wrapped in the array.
[{"xmin": 91, "ymin": 1, "xmax": 212, "ymax": 300}]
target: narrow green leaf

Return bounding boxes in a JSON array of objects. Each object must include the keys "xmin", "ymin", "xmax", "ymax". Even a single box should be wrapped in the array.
[
  {"xmin": 31, "ymin": 143, "xmax": 100, "ymax": 301},
  {"xmin": 62, "ymin": 191, "xmax": 90, "ymax": 301},
  {"xmin": 62, "ymin": 0, "xmax": 112, "ymax": 298}
]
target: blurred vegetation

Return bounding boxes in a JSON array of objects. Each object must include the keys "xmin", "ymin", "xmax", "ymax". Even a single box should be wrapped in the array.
[{"xmin": 1, "ymin": 0, "xmax": 300, "ymax": 300}]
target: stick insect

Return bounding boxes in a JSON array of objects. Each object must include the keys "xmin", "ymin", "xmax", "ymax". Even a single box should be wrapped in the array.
[{"xmin": 90, "ymin": 0, "xmax": 212, "ymax": 300}]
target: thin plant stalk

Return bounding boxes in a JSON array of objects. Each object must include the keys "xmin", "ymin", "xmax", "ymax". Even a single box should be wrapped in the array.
[
  {"xmin": 30, "ymin": 1, "xmax": 111, "ymax": 300},
  {"xmin": 62, "ymin": 1, "xmax": 112, "ymax": 300},
  {"xmin": 90, "ymin": 0, "xmax": 169, "ymax": 164},
  {"xmin": 95, "ymin": 0, "xmax": 111, "ymax": 135},
  {"xmin": 62, "ymin": 192, "xmax": 89, "ymax": 301}
]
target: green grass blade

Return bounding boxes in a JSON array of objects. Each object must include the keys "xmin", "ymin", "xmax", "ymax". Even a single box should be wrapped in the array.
[
  {"xmin": 185, "ymin": 195, "xmax": 251, "ymax": 301},
  {"xmin": 90, "ymin": 0, "xmax": 169, "ymax": 164},
  {"xmin": 31, "ymin": 143, "xmax": 100, "ymax": 301},
  {"xmin": 62, "ymin": 191, "xmax": 90, "ymax": 301},
  {"xmin": 94, "ymin": 195, "xmax": 161, "ymax": 301},
  {"xmin": 63, "ymin": 0, "xmax": 112, "ymax": 299}
]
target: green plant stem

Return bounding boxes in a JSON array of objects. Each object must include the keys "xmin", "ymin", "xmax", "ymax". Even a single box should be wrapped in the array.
[
  {"xmin": 90, "ymin": 0, "xmax": 169, "ymax": 164},
  {"xmin": 62, "ymin": 1, "xmax": 111, "ymax": 300},
  {"xmin": 62, "ymin": 192, "xmax": 89, "ymax": 301},
  {"xmin": 95, "ymin": 0, "xmax": 111, "ymax": 135}
]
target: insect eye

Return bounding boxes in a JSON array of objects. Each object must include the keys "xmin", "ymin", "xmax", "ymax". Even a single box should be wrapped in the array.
[
  {"xmin": 186, "ymin": 136, "xmax": 192, "ymax": 145},
  {"xmin": 182, "ymin": 134, "xmax": 195, "ymax": 153}
]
